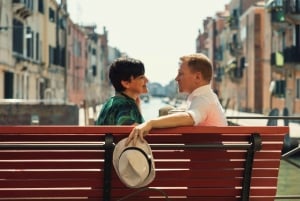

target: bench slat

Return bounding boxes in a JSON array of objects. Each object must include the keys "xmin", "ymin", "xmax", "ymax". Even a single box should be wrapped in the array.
[
  {"xmin": 0, "ymin": 179, "xmax": 103, "ymax": 188},
  {"xmin": 0, "ymin": 189, "xmax": 102, "ymax": 197},
  {"xmin": 0, "ymin": 134, "xmax": 106, "ymax": 141},
  {"xmin": 112, "ymin": 187, "xmax": 242, "ymax": 197},
  {"xmin": 0, "ymin": 150, "xmax": 105, "ymax": 159},
  {"xmin": 0, "ymin": 161, "xmax": 104, "ymax": 169},
  {"xmin": 0, "ymin": 171, "xmax": 102, "ymax": 179}
]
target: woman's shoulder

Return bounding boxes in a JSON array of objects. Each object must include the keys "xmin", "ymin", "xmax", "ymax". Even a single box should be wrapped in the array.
[{"xmin": 104, "ymin": 96, "xmax": 135, "ymax": 111}]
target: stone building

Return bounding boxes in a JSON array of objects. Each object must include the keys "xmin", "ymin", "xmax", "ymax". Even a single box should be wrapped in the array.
[
  {"xmin": 0, "ymin": 0, "xmax": 119, "ymax": 108},
  {"xmin": 196, "ymin": 0, "xmax": 300, "ymax": 116}
]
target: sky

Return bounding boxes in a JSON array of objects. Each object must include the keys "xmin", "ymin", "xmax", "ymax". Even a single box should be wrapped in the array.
[{"xmin": 66, "ymin": 0, "xmax": 230, "ymax": 85}]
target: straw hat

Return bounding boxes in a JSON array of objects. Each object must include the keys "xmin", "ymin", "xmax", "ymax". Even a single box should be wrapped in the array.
[{"xmin": 113, "ymin": 138, "xmax": 155, "ymax": 188}]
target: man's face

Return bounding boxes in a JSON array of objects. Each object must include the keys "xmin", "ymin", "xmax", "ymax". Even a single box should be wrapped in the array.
[{"xmin": 175, "ymin": 62, "xmax": 196, "ymax": 94}]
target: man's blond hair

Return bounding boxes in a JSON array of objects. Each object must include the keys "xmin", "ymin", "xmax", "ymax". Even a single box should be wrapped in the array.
[{"xmin": 179, "ymin": 53, "xmax": 213, "ymax": 82}]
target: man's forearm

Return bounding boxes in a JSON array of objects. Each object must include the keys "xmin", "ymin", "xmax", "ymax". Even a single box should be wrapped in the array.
[{"xmin": 149, "ymin": 112, "xmax": 194, "ymax": 129}]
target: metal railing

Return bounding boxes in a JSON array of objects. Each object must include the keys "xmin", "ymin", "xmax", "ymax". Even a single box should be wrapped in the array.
[
  {"xmin": 227, "ymin": 115, "xmax": 300, "ymax": 166},
  {"xmin": 227, "ymin": 115, "xmax": 300, "ymax": 200},
  {"xmin": 227, "ymin": 116, "xmax": 300, "ymax": 120}
]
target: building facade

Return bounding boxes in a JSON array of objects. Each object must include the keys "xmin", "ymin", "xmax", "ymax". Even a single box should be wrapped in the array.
[
  {"xmin": 0, "ymin": 0, "xmax": 120, "ymax": 108},
  {"xmin": 197, "ymin": 0, "xmax": 300, "ymax": 116}
]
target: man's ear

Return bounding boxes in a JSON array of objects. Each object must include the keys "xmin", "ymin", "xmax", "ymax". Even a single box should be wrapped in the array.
[{"xmin": 195, "ymin": 72, "xmax": 202, "ymax": 80}]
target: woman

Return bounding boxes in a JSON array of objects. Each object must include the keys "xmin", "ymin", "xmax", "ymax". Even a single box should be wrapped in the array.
[{"xmin": 96, "ymin": 57, "xmax": 149, "ymax": 125}]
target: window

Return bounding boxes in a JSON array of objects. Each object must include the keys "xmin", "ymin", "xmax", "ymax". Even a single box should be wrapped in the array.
[
  {"xmin": 54, "ymin": 46, "xmax": 59, "ymax": 65},
  {"xmin": 273, "ymin": 80, "xmax": 286, "ymax": 98},
  {"xmin": 23, "ymin": 0, "xmax": 34, "ymax": 12},
  {"xmin": 39, "ymin": 80, "xmax": 45, "ymax": 100},
  {"xmin": 36, "ymin": 33, "xmax": 39, "ymax": 61},
  {"xmin": 49, "ymin": 46, "xmax": 55, "ymax": 64},
  {"xmin": 12, "ymin": 19, "xmax": 24, "ymax": 54},
  {"xmin": 26, "ymin": 27, "xmax": 33, "ymax": 58},
  {"xmin": 38, "ymin": 0, "xmax": 44, "ymax": 13},
  {"xmin": 4, "ymin": 71, "xmax": 14, "ymax": 99},
  {"xmin": 60, "ymin": 18, "xmax": 66, "ymax": 29},
  {"xmin": 92, "ymin": 65, "xmax": 97, "ymax": 76},
  {"xmin": 296, "ymin": 78, "xmax": 300, "ymax": 99},
  {"xmin": 73, "ymin": 39, "xmax": 81, "ymax": 57},
  {"xmin": 61, "ymin": 47, "xmax": 66, "ymax": 67},
  {"xmin": 49, "ymin": 8, "xmax": 55, "ymax": 22}
]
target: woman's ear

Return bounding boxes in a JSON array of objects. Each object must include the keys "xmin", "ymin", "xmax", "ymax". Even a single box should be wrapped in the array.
[{"xmin": 121, "ymin": 80, "xmax": 130, "ymax": 89}]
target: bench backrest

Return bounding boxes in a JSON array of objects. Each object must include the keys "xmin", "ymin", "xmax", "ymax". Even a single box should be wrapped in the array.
[{"xmin": 0, "ymin": 126, "xmax": 288, "ymax": 201}]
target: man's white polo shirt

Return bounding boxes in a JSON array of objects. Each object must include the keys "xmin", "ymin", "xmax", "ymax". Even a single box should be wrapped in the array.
[{"xmin": 186, "ymin": 84, "xmax": 227, "ymax": 126}]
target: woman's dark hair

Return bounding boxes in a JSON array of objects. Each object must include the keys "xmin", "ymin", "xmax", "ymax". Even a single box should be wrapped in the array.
[{"xmin": 109, "ymin": 57, "xmax": 145, "ymax": 92}]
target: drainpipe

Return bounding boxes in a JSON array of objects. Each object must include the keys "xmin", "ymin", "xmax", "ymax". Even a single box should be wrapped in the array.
[
  {"xmin": 63, "ymin": 13, "xmax": 68, "ymax": 104},
  {"xmin": 57, "ymin": 1, "xmax": 69, "ymax": 104}
]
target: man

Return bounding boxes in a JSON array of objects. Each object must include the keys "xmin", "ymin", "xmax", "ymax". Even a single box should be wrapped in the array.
[{"xmin": 126, "ymin": 53, "xmax": 227, "ymax": 145}]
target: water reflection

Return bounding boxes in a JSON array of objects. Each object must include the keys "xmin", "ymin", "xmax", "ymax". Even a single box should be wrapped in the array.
[
  {"xmin": 141, "ymin": 97, "xmax": 171, "ymax": 121},
  {"xmin": 277, "ymin": 157, "xmax": 300, "ymax": 198}
]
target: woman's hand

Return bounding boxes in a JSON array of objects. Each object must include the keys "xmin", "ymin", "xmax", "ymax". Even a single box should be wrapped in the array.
[{"xmin": 125, "ymin": 121, "xmax": 152, "ymax": 146}]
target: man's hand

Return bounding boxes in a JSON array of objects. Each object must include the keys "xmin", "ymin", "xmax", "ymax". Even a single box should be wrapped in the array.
[{"xmin": 125, "ymin": 121, "xmax": 152, "ymax": 146}]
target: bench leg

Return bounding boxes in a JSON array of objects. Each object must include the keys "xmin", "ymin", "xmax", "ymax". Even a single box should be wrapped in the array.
[
  {"xmin": 241, "ymin": 133, "xmax": 262, "ymax": 201},
  {"xmin": 103, "ymin": 134, "xmax": 114, "ymax": 201}
]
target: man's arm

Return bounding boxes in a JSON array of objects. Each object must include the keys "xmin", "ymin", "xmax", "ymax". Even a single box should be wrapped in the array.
[{"xmin": 126, "ymin": 112, "xmax": 194, "ymax": 145}]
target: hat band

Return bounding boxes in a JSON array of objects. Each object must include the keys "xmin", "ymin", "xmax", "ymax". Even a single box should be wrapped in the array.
[{"xmin": 120, "ymin": 147, "xmax": 152, "ymax": 177}]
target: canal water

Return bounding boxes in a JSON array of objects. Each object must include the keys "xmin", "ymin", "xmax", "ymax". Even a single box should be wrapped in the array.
[
  {"xmin": 141, "ymin": 97, "xmax": 169, "ymax": 121},
  {"xmin": 141, "ymin": 97, "xmax": 300, "ymax": 200},
  {"xmin": 277, "ymin": 158, "xmax": 300, "ymax": 200}
]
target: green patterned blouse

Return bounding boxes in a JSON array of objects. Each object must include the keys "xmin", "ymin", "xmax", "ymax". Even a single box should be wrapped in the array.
[{"xmin": 96, "ymin": 93, "xmax": 144, "ymax": 125}]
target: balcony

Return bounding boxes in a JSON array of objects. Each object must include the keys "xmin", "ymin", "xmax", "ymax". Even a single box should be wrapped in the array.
[
  {"xmin": 225, "ymin": 58, "xmax": 242, "ymax": 82},
  {"xmin": 228, "ymin": 9, "xmax": 239, "ymax": 30},
  {"xmin": 13, "ymin": 0, "xmax": 33, "ymax": 19},
  {"xmin": 284, "ymin": 0, "xmax": 300, "ymax": 24},
  {"xmin": 271, "ymin": 8, "xmax": 289, "ymax": 29},
  {"xmin": 284, "ymin": 46, "xmax": 300, "ymax": 63},
  {"xmin": 266, "ymin": 0, "xmax": 288, "ymax": 29},
  {"xmin": 229, "ymin": 33, "xmax": 242, "ymax": 56},
  {"xmin": 228, "ymin": 16, "xmax": 239, "ymax": 30}
]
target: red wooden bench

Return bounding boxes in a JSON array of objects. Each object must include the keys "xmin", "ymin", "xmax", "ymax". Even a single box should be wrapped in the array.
[{"xmin": 0, "ymin": 126, "xmax": 288, "ymax": 201}]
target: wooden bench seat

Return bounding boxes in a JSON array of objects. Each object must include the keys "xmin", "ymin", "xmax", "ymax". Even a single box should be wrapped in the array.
[{"xmin": 0, "ymin": 126, "xmax": 289, "ymax": 201}]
